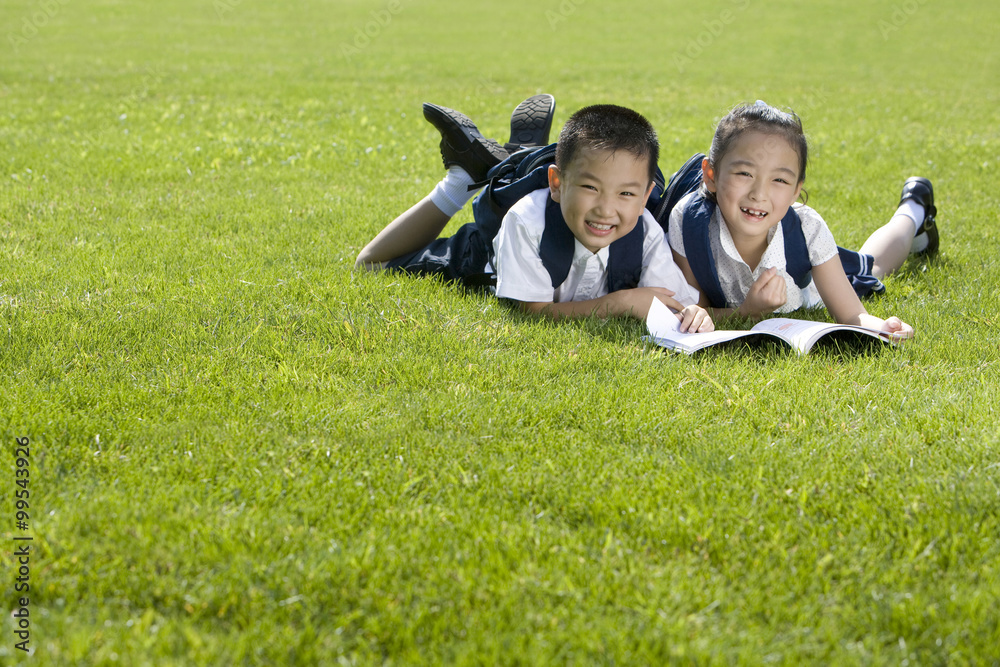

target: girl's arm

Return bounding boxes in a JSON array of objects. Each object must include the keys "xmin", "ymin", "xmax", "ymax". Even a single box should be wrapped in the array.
[{"xmin": 811, "ymin": 256, "xmax": 914, "ymax": 338}]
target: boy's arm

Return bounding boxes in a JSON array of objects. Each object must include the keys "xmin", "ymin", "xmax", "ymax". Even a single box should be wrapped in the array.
[
  {"xmin": 811, "ymin": 257, "xmax": 914, "ymax": 338},
  {"xmin": 518, "ymin": 288, "xmax": 682, "ymax": 320},
  {"xmin": 518, "ymin": 289, "xmax": 714, "ymax": 332}
]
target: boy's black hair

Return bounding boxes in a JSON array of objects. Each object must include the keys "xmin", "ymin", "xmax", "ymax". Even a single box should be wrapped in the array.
[
  {"xmin": 704, "ymin": 101, "xmax": 809, "ymax": 202},
  {"xmin": 554, "ymin": 104, "xmax": 659, "ymax": 184}
]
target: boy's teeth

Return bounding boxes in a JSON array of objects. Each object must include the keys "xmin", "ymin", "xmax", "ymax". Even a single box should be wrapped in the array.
[{"xmin": 588, "ymin": 222, "xmax": 613, "ymax": 230}]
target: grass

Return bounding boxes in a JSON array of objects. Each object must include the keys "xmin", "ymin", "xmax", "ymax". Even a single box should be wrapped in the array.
[{"xmin": 2, "ymin": 0, "xmax": 1000, "ymax": 664}]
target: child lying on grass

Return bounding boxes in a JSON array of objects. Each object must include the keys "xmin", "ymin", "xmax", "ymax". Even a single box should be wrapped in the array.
[
  {"xmin": 356, "ymin": 98, "xmax": 713, "ymax": 332},
  {"xmin": 667, "ymin": 101, "xmax": 937, "ymax": 338}
]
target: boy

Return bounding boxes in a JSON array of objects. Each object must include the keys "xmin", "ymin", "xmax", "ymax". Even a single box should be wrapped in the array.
[{"xmin": 355, "ymin": 99, "xmax": 713, "ymax": 332}]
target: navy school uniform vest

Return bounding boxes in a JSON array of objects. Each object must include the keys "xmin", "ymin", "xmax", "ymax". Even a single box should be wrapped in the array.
[
  {"xmin": 680, "ymin": 193, "xmax": 813, "ymax": 309},
  {"xmin": 539, "ymin": 193, "xmax": 644, "ymax": 292},
  {"xmin": 472, "ymin": 143, "xmax": 648, "ymax": 293}
]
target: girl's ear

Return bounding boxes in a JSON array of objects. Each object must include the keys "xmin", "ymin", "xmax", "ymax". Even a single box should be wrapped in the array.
[
  {"xmin": 701, "ymin": 158, "xmax": 717, "ymax": 193},
  {"xmin": 793, "ymin": 181, "xmax": 804, "ymax": 203},
  {"xmin": 548, "ymin": 164, "xmax": 562, "ymax": 202}
]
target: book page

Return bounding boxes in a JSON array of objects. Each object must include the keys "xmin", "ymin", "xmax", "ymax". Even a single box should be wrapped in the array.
[
  {"xmin": 750, "ymin": 318, "xmax": 889, "ymax": 352},
  {"xmin": 644, "ymin": 298, "xmax": 763, "ymax": 354}
]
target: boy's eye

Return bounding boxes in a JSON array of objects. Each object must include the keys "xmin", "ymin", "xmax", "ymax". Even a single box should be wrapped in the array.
[{"xmin": 620, "ymin": 191, "xmax": 636, "ymax": 197}]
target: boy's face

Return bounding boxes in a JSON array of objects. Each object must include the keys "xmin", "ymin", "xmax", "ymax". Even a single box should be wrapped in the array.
[
  {"xmin": 702, "ymin": 130, "xmax": 803, "ymax": 247},
  {"xmin": 548, "ymin": 147, "xmax": 654, "ymax": 254}
]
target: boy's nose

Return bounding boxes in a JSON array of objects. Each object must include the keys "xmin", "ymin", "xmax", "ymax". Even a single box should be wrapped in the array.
[{"xmin": 594, "ymin": 193, "xmax": 615, "ymax": 217}]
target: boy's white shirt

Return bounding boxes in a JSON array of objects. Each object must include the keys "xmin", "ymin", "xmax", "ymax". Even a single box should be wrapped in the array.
[
  {"xmin": 668, "ymin": 192, "xmax": 838, "ymax": 312},
  {"xmin": 493, "ymin": 189, "xmax": 700, "ymax": 306}
]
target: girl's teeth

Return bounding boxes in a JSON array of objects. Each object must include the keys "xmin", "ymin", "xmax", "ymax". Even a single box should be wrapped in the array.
[{"xmin": 741, "ymin": 207, "xmax": 766, "ymax": 218}]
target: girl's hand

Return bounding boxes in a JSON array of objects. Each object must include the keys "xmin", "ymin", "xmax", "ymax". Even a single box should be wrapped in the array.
[
  {"xmin": 738, "ymin": 268, "xmax": 787, "ymax": 318},
  {"xmin": 880, "ymin": 316, "xmax": 914, "ymax": 340}
]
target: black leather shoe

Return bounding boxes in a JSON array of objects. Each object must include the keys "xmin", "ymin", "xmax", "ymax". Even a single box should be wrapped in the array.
[
  {"xmin": 900, "ymin": 177, "xmax": 938, "ymax": 256},
  {"xmin": 504, "ymin": 93, "xmax": 556, "ymax": 152},
  {"xmin": 422, "ymin": 103, "xmax": 508, "ymax": 182}
]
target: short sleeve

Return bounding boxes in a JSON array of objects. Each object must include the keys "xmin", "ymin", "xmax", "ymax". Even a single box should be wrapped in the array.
[
  {"xmin": 493, "ymin": 192, "xmax": 557, "ymax": 303},
  {"xmin": 794, "ymin": 203, "xmax": 839, "ymax": 267},
  {"xmin": 667, "ymin": 192, "xmax": 695, "ymax": 258}
]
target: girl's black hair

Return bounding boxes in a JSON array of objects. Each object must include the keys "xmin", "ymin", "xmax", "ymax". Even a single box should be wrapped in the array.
[{"xmin": 555, "ymin": 104, "xmax": 659, "ymax": 184}]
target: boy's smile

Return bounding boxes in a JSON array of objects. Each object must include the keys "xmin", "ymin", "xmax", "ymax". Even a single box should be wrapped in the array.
[
  {"xmin": 703, "ymin": 130, "xmax": 803, "ymax": 255},
  {"xmin": 548, "ymin": 147, "xmax": 653, "ymax": 254}
]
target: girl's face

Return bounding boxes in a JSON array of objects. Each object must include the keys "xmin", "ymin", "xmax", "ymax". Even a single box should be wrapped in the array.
[{"xmin": 703, "ymin": 130, "xmax": 803, "ymax": 247}]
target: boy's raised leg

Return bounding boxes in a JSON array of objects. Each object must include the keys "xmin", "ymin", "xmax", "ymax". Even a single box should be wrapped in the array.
[
  {"xmin": 423, "ymin": 103, "xmax": 508, "ymax": 183},
  {"xmin": 356, "ymin": 104, "xmax": 508, "ymax": 270},
  {"xmin": 355, "ymin": 196, "xmax": 452, "ymax": 270}
]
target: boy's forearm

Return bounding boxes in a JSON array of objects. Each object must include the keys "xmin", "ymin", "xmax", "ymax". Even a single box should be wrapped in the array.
[{"xmin": 518, "ymin": 295, "xmax": 622, "ymax": 320}]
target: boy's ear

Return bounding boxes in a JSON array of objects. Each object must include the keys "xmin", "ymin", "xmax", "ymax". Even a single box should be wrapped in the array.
[
  {"xmin": 701, "ymin": 158, "xmax": 717, "ymax": 193},
  {"xmin": 547, "ymin": 164, "xmax": 561, "ymax": 202},
  {"xmin": 642, "ymin": 180, "xmax": 656, "ymax": 205}
]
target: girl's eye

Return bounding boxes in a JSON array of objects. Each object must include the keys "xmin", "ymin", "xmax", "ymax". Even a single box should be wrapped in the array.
[{"xmin": 620, "ymin": 191, "xmax": 636, "ymax": 197}]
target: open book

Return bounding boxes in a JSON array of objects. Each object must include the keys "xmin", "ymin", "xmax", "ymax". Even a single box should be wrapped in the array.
[{"xmin": 644, "ymin": 298, "xmax": 903, "ymax": 355}]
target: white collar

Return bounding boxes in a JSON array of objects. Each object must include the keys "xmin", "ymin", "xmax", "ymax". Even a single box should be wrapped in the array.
[{"xmin": 714, "ymin": 209, "xmax": 787, "ymax": 276}]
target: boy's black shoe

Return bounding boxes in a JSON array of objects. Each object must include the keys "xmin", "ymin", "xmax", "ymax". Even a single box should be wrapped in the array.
[
  {"xmin": 422, "ymin": 103, "xmax": 508, "ymax": 183},
  {"xmin": 505, "ymin": 93, "xmax": 556, "ymax": 153},
  {"xmin": 901, "ymin": 177, "xmax": 938, "ymax": 256}
]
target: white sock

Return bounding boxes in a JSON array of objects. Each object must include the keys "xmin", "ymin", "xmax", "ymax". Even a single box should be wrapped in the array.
[
  {"xmin": 428, "ymin": 166, "xmax": 477, "ymax": 217},
  {"xmin": 896, "ymin": 200, "xmax": 926, "ymax": 234}
]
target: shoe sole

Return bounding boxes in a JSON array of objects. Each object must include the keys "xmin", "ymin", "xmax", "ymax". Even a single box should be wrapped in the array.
[{"xmin": 506, "ymin": 94, "xmax": 556, "ymax": 152}]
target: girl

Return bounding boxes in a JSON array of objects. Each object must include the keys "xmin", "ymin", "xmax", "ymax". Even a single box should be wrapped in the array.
[{"xmin": 668, "ymin": 101, "xmax": 937, "ymax": 338}]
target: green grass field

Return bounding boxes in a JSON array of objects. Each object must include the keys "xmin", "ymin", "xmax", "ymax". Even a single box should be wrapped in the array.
[{"xmin": 2, "ymin": 0, "xmax": 1000, "ymax": 664}]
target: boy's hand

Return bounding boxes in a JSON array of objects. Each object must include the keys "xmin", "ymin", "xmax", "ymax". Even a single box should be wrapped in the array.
[
  {"xmin": 677, "ymin": 304, "xmax": 714, "ymax": 333},
  {"xmin": 738, "ymin": 268, "xmax": 786, "ymax": 318}
]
